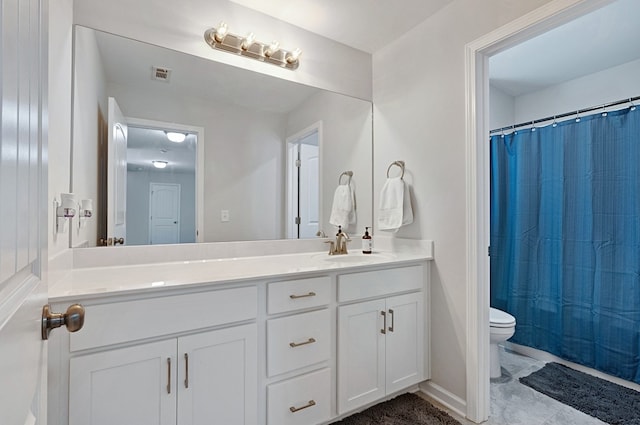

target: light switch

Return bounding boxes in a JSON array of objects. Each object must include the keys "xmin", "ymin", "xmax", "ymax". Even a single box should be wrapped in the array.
[{"xmin": 221, "ymin": 210, "xmax": 230, "ymax": 222}]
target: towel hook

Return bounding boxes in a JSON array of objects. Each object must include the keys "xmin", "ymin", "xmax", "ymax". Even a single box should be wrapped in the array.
[
  {"xmin": 386, "ymin": 160, "xmax": 405, "ymax": 179},
  {"xmin": 339, "ymin": 171, "xmax": 353, "ymax": 185}
]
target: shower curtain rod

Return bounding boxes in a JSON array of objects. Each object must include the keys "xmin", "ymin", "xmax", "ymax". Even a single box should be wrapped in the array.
[{"xmin": 490, "ymin": 95, "xmax": 640, "ymax": 134}]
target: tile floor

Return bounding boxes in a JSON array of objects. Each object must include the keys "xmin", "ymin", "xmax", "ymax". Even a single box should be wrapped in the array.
[{"xmin": 431, "ymin": 347, "xmax": 607, "ymax": 425}]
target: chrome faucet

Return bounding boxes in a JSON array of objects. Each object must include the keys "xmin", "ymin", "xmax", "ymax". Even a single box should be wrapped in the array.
[{"xmin": 326, "ymin": 226, "xmax": 351, "ymax": 255}]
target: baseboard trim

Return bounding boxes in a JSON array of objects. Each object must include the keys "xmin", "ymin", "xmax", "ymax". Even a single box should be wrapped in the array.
[{"xmin": 419, "ymin": 381, "xmax": 467, "ymax": 420}]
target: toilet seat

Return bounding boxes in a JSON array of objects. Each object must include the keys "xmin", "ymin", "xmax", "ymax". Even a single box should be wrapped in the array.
[{"xmin": 490, "ymin": 307, "xmax": 516, "ymax": 328}]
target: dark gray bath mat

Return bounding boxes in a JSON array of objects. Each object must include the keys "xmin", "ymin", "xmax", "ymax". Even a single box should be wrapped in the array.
[
  {"xmin": 520, "ymin": 362, "xmax": 640, "ymax": 424},
  {"xmin": 333, "ymin": 393, "xmax": 461, "ymax": 425}
]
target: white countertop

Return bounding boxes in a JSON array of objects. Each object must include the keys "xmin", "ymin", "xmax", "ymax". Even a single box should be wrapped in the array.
[{"xmin": 49, "ymin": 250, "xmax": 432, "ymax": 302}]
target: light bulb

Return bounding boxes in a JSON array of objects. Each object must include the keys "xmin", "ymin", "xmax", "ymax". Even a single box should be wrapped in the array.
[
  {"xmin": 286, "ymin": 48, "xmax": 302, "ymax": 64},
  {"xmin": 264, "ymin": 40, "xmax": 279, "ymax": 57},
  {"xmin": 214, "ymin": 22, "xmax": 228, "ymax": 42},
  {"xmin": 241, "ymin": 32, "xmax": 255, "ymax": 50},
  {"xmin": 152, "ymin": 160, "xmax": 168, "ymax": 169},
  {"xmin": 166, "ymin": 132, "xmax": 186, "ymax": 143}
]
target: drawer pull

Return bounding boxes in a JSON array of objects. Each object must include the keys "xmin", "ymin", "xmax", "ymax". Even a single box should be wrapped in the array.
[
  {"xmin": 167, "ymin": 358, "xmax": 171, "ymax": 394},
  {"xmin": 184, "ymin": 353, "xmax": 189, "ymax": 389},
  {"xmin": 289, "ymin": 291, "xmax": 316, "ymax": 299},
  {"xmin": 289, "ymin": 400, "xmax": 316, "ymax": 413},
  {"xmin": 381, "ymin": 310, "xmax": 387, "ymax": 334},
  {"xmin": 389, "ymin": 308, "xmax": 395, "ymax": 332},
  {"xmin": 289, "ymin": 337, "xmax": 316, "ymax": 348}
]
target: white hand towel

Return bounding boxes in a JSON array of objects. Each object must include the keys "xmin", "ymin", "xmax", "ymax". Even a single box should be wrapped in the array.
[
  {"xmin": 378, "ymin": 177, "xmax": 413, "ymax": 231},
  {"xmin": 330, "ymin": 184, "xmax": 354, "ymax": 228}
]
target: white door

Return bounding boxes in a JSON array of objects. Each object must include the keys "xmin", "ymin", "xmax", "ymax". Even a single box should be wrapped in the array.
[
  {"xmin": 107, "ymin": 97, "xmax": 128, "ymax": 243},
  {"xmin": 298, "ymin": 141, "xmax": 319, "ymax": 238},
  {"xmin": 385, "ymin": 292, "xmax": 424, "ymax": 394},
  {"xmin": 0, "ymin": 1, "xmax": 49, "ymax": 425},
  {"xmin": 149, "ymin": 183, "xmax": 181, "ymax": 244},
  {"xmin": 286, "ymin": 124, "xmax": 321, "ymax": 239},
  {"xmin": 337, "ymin": 299, "xmax": 386, "ymax": 414},
  {"xmin": 69, "ymin": 340, "xmax": 177, "ymax": 425},
  {"xmin": 178, "ymin": 324, "xmax": 258, "ymax": 425}
]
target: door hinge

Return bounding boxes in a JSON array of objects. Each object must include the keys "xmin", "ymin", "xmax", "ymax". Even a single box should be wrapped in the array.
[
  {"xmin": 295, "ymin": 217, "xmax": 301, "ymax": 225},
  {"xmin": 295, "ymin": 159, "xmax": 301, "ymax": 168},
  {"xmin": 488, "ymin": 246, "xmax": 491, "ymax": 257}
]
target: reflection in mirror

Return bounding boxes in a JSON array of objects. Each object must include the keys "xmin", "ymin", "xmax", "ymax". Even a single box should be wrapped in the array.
[{"xmin": 71, "ymin": 26, "xmax": 372, "ymax": 248}]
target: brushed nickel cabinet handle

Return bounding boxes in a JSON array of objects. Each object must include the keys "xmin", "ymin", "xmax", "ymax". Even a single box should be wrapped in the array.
[
  {"xmin": 290, "ymin": 400, "xmax": 316, "ymax": 413},
  {"xmin": 289, "ymin": 292, "xmax": 316, "ymax": 299},
  {"xmin": 184, "ymin": 353, "xmax": 189, "ymax": 389},
  {"xmin": 389, "ymin": 308, "xmax": 395, "ymax": 332},
  {"xmin": 381, "ymin": 310, "xmax": 387, "ymax": 334},
  {"xmin": 167, "ymin": 358, "xmax": 172, "ymax": 394},
  {"xmin": 289, "ymin": 337, "xmax": 316, "ymax": 348}
]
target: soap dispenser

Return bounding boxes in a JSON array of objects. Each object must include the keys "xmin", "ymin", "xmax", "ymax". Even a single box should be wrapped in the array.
[{"xmin": 362, "ymin": 227, "xmax": 372, "ymax": 254}]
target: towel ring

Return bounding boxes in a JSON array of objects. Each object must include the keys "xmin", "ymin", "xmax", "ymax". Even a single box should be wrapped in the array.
[
  {"xmin": 339, "ymin": 171, "xmax": 353, "ymax": 185},
  {"xmin": 386, "ymin": 161, "xmax": 405, "ymax": 179}
]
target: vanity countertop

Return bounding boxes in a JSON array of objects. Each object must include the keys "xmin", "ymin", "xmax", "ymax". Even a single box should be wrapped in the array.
[{"xmin": 49, "ymin": 249, "xmax": 432, "ymax": 302}]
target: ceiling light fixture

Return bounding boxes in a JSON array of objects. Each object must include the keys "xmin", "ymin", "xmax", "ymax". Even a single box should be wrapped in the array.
[
  {"xmin": 204, "ymin": 22, "xmax": 302, "ymax": 70},
  {"xmin": 152, "ymin": 160, "xmax": 168, "ymax": 169},
  {"xmin": 166, "ymin": 131, "xmax": 186, "ymax": 143}
]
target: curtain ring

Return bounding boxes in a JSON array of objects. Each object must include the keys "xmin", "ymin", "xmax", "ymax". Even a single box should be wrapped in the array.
[{"xmin": 386, "ymin": 161, "xmax": 405, "ymax": 179}]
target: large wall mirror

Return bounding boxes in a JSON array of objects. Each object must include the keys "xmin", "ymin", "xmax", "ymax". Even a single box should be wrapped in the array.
[{"xmin": 71, "ymin": 26, "xmax": 373, "ymax": 248}]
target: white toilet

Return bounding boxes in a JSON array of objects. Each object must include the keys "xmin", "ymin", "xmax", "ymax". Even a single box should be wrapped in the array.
[{"xmin": 489, "ymin": 307, "xmax": 516, "ymax": 379}]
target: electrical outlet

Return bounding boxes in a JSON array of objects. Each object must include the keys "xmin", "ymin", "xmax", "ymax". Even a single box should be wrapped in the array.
[{"xmin": 221, "ymin": 210, "xmax": 230, "ymax": 222}]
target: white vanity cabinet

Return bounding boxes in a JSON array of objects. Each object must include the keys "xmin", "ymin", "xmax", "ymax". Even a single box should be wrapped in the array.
[
  {"xmin": 69, "ymin": 324, "xmax": 257, "ymax": 425},
  {"xmin": 336, "ymin": 265, "xmax": 426, "ymax": 414},
  {"xmin": 265, "ymin": 276, "xmax": 332, "ymax": 425},
  {"xmin": 56, "ymin": 285, "xmax": 259, "ymax": 425}
]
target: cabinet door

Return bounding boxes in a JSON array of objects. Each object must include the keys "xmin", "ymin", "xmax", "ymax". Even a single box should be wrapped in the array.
[
  {"xmin": 385, "ymin": 292, "xmax": 424, "ymax": 394},
  {"xmin": 69, "ymin": 340, "xmax": 177, "ymax": 425},
  {"xmin": 337, "ymin": 299, "xmax": 386, "ymax": 414},
  {"xmin": 178, "ymin": 323, "xmax": 258, "ymax": 425}
]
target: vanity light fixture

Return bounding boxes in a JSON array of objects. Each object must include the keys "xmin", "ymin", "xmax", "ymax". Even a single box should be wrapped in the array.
[
  {"xmin": 165, "ymin": 131, "xmax": 186, "ymax": 143},
  {"xmin": 152, "ymin": 160, "xmax": 168, "ymax": 169},
  {"xmin": 204, "ymin": 21, "xmax": 302, "ymax": 70}
]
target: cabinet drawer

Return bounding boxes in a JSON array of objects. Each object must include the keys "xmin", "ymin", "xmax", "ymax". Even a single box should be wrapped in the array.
[
  {"xmin": 338, "ymin": 265, "xmax": 424, "ymax": 302},
  {"xmin": 267, "ymin": 309, "xmax": 330, "ymax": 377},
  {"xmin": 70, "ymin": 286, "xmax": 257, "ymax": 352},
  {"xmin": 267, "ymin": 276, "xmax": 331, "ymax": 315},
  {"xmin": 267, "ymin": 368, "xmax": 331, "ymax": 425}
]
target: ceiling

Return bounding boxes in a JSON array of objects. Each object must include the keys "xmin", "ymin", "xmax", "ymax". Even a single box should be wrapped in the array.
[
  {"xmin": 127, "ymin": 127, "xmax": 197, "ymax": 173},
  {"xmin": 229, "ymin": 0, "xmax": 453, "ymax": 53},
  {"xmin": 490, "ymin": 0, "xmax": 640, "ymax": 97}
]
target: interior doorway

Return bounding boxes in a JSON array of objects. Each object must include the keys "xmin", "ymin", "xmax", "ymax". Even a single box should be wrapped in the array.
[
  {"xmin": 286, "ymin": 122, "xmax": 321, "ymax": 239},
  {"xmin": 465, "ymin": 0, "xmax": 619, "ymax": 422}
]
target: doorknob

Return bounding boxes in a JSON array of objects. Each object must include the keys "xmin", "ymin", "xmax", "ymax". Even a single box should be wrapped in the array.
[
  {"xmin": 113, "ymin": 237, "xmax": 124, "ymax": 245},
  {"xmin": 41, "ymin": 304, "xmax": 85, "ymax": 340}
]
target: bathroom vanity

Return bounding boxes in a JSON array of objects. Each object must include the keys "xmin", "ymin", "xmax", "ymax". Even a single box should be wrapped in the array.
[{"xmin": 47, "ymin": 247, "xmax": 432, "ymax": 425}]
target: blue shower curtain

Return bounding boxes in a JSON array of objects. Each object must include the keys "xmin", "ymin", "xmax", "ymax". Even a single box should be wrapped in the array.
[{"xmin": 490, "ymin": 106, "xmax": 640, "ymax": 384}]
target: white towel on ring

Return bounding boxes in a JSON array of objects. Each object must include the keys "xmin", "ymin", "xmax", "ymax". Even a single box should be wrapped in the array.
[
  {"xmin": 378, "ymin": 177, "xmax": 413, "ymax": 232},
  {"xmin": 329, "ymin": 183, "xmax": 355, "ymax": 228}
]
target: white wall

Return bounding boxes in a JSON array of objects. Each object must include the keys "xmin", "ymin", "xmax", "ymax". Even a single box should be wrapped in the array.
[
  {"xmin": 108, "ymin": 83, "xmax": 287, "ymax": 242},
  {"xmin": 513, "ymin": 58, "xmax": 640, "ymax": 123},
  {"xmin": 127, "ymin": 170, "xmax": 196, "ymax": 245},
  {"xmin": 73, "ymin": 0, "xmax": 372, "ymax": 101},
  {"xmin": 489, "ymin": 85, "xmax": 515, "ymax": 130},
  {"xmin": 48, "ymin": 0, "xmax": 74, "ymax": 259},
  {"xmin": 71, "ymin": 26, "xmax": 108, "ymax": 248},
  {"xmin": 286, "ymin": 91, "xmax": 373, "ymax": 236},
  {"xmin": 372, "ymin": 0, "xmax": 553, "ymax": 405}
]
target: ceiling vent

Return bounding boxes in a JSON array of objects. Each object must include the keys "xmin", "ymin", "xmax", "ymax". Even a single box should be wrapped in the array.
[{"xmin": 151, "ymin": 66, "xmax": 172, "ymax": 82}]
